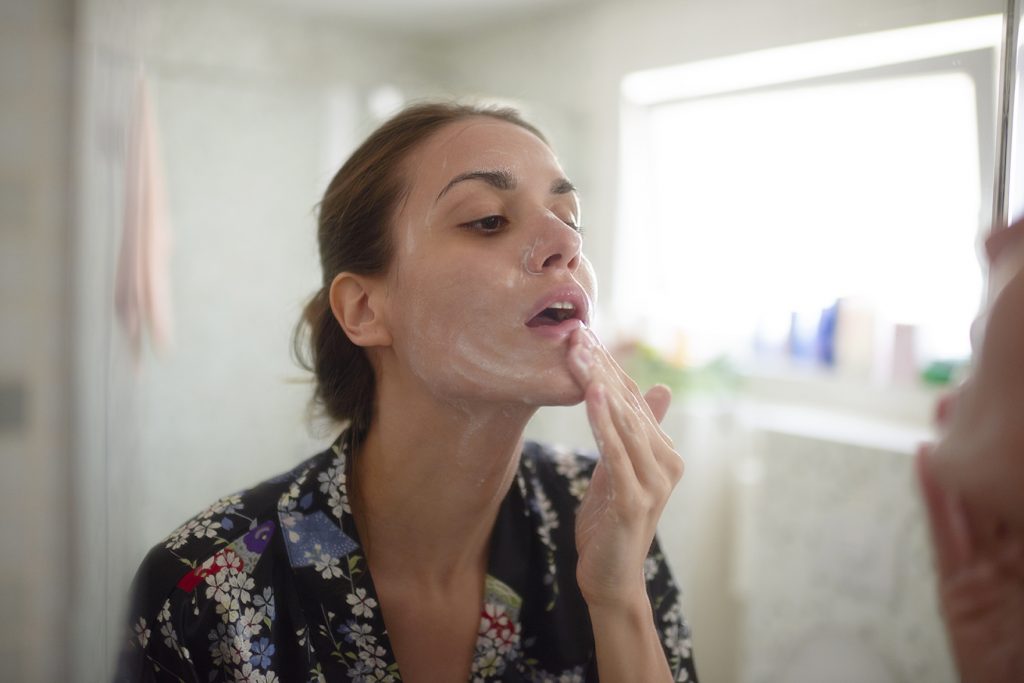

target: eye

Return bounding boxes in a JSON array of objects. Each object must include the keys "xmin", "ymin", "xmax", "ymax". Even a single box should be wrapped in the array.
[
  {"xmin": 564, "ymin": 219, "xmax": 584, "ymax": 235},
  {"xmin": 559, "ymin": 215, "xmax": 584, "ymax": 234},
  {"xmin": 462, "ymin": 215, "xmax": 508, "ymax": 234}
]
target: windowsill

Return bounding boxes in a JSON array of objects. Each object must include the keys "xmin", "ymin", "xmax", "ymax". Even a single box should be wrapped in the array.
[{"xmin": 729, "ymin": 363, "xmax": 942, "ymax": 453}]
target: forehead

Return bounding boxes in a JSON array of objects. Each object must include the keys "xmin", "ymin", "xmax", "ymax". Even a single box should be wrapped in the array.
[{"xmin": 402, "ymin": 117, "xmax": 563, "ymax": 193}]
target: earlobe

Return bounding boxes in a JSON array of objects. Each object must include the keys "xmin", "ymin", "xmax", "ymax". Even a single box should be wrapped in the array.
[{"xmin": 328, "ymin": 272, "xmax": 392, "ymax": 348}]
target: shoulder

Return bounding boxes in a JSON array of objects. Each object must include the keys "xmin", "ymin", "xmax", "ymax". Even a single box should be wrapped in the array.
[
  {"xmin": 116, "ymin": 447, "xmax": 335, "ymax": 677},
  {"xmin": 136, "ymin": 450, "xmax": 326, "ymax": 588}
]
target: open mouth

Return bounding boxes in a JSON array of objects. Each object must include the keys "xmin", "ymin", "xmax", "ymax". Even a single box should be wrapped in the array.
[{"xmin": 526, "ymin": 301, "xmax": 580, "ymax": 327}]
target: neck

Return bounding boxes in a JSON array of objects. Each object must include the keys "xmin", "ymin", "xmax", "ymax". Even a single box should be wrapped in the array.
[{"xmin": 350, "ymin": 376, "xmax": 535, "ymax": 591}]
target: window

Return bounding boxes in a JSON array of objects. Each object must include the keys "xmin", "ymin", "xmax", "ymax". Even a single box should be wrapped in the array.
[{"xmin": 616, "ymin": 16, "xmax": 1001, "ymax": 381}]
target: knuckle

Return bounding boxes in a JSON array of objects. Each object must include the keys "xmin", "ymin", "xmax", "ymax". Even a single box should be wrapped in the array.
[{"xmin": 666, "ymin": 451, "xmax": 685, "ymax": 481}]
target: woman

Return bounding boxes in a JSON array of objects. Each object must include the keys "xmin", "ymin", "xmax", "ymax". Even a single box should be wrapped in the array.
[{"xmin": 117, "ymin": 102, "xmax": 697, "ymax": 682}]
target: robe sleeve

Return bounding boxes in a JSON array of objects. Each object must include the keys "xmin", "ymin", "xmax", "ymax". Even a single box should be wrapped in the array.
[{"xmin": 112, "ymin": 554, "xmax": 201, "ymax": 683}]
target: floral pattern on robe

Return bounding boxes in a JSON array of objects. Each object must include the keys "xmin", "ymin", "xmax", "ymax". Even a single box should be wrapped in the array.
[{"xmin": 116, "ymin": 432, "xmax": 698, "ymax": 682}]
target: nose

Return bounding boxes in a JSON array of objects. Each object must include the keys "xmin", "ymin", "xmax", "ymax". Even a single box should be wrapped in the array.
[{"xmin": 524, "ymin": 213, "xmax": 583, "ymax": 274}]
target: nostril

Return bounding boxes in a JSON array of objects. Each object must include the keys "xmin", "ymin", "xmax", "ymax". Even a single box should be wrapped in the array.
[{"xmin": 542, "ymin": 253, "xmax": 562, "ymax": 269}]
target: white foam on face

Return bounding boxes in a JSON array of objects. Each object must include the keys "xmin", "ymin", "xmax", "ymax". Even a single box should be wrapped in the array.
[{"xmin": 374, "ymin": 117, "xmax": 600, "ymax": 472}]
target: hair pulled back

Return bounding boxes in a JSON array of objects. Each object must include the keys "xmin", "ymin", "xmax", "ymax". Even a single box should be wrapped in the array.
[{"xmin": 293, "ymin": 101, "xmax": 547, "ymax": 451}]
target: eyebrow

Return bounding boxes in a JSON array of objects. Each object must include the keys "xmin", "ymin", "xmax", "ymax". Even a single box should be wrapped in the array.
[{"xmin": 434, "ymin": 169, "xmax": 578, "ymax": 203}]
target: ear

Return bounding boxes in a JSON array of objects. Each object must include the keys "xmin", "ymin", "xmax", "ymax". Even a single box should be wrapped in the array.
[{"xmin": 328, "ymin": 272, "xmax": 393, "ymax": 348}]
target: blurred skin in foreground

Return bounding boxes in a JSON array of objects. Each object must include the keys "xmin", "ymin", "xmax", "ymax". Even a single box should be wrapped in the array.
[{"xmin": 916, "ymin": 218, "xmax": 1024, "ymax": 683}]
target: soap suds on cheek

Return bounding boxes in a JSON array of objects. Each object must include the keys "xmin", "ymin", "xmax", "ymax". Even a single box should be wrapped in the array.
[{"xmin": 401, "ymin": 280, "xmax": 574, "ymax": 406}]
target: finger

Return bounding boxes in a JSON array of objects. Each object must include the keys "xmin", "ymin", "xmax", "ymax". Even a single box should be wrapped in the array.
[
  {"xmin": 567, "ymin": 336, "xmax": 595, "ymax": 389},
  {"xmin": 643, "ymin": 384, "xmax": 672, "ymax": 424},
  {"xmin": 580, "ymin": 331, "xmax": 674, "ymax": 448},
  {"xmin": 584, "ymin": 382, "xmax": 636, "ymax": 493},
  {"xmin": 915, "ymin": 444, "xmax": 972, "ymax": 575},
  {"xmin": 604, "ymin": 380, "xmax": 676, "ymax": 492}
]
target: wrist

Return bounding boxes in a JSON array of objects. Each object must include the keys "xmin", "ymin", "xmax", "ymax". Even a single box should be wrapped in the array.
[
  {"xmin": 579, "ymin": 565, "xmax": 649, "ymax": 610},
  {"xmin": 585, "ymin": 589, "xmax": 653, "ymax": 624}
]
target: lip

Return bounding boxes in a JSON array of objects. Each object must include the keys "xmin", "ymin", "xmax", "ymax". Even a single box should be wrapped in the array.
[{"xmin": 524, "ymin": 284, "xmax": 591, "ymax": 339}]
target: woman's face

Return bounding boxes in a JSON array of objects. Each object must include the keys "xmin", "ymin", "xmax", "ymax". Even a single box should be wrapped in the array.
[{"xmin": 378, "ymin": 117, "xmax": 596, "ymax": 407}]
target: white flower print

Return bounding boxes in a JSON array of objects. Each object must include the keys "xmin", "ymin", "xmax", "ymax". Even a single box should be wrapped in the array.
[
  {"xmin": 238, "ymin": 606, "xmax": 264, "ymax": 637},
  {"xmin": 209, "ymin": 624, "xmax": 232, "ymax": 667},
  {"xmin": 160, "ymin": 621, "xmax": 176, "ymax": 649},
  {"xmin": 663, "ymin": 599, "xmax": 685, "ymax": 625},
  {"xmin": 345, "ymin": 588, "xmax": 377, "ymax": 618},
  {"xmin": 160, "ymin": 621, "xmax": 192, "ymax": 662},
  {"xmin": 192, "ymin": 518, "xmax": 222, "ymax": 540},
  {"xmin": 203, "ymin": 493, "xmax": 243, "ymax": 519},
  {"xmin": 233, "ymin": 661, "xmax": 261, "ymax": 683},
  {"xmin": 644, "ymin": 555, "xmax": 660, "ymax": 582},
  {"xmin": 472, "ymin": 651, "xmax": 501, "ymax": 680},
  {"xmin": 480, "ymin": 603, "xmax": 519, "ymax": 656},
  {"xmin": 531, "ymin": 486, "xmax": 559, "ymax": 552},
  {"xmin": 357, "ymin": 644, "xmax": 387, "ymax": 671},
  {"xmin": 551, "ymin": 447, "xmax": 583, "ymax": 480},
  {"xmin": 472, "ymin": 599, "xmax": 522, "ymax": 680},
  {"xmin": 228, "ymin": 569, "xmax": 256, "ymax": 606},
  {"xmin": 568, "ymin": 476, "xmax": 589, "ymax": 502},
  {"xmin": 253, "ymin": 587, "xmax": 275, "ymax": 620},
  {"xmin": 206, "ymin": 569, "xmax": 234, "ymax": 609},
  {"xmin": 229, "ymin": 625, "xmax": 254, "ymax": 665},
  {"xmin": 165, "ymin": 519, "xmax": 197, "ymax": 550},
  {"xmin": 663, "ymin": 624, "xmax": 692, "ymax": 660},
  {"xmin": 220, "ymin": 549, "xmax": 244, "ymax": 573},
  {"xmin": 157, "ymin": 600, "xmax": 171, "ymax": 625},
  {"xmin": 309, "ymin": 544, "xmax": 343, "ymax": 579},
  {"xmin": 341, "ymin": 620, "xmax": 376, "ymax": 650},
  {"xmin": 133, "ymin": 617, "xmax": 150, "ymax": 647},
  {"xmin": 318, "ymin": 463, "xmax": 351, "ymax": 519}
]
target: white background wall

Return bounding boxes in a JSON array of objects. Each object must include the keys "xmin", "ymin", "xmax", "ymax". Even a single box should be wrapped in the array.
[{"xmin": 0, "ymin": 0, "xmax": 1006, "ymax": 680}]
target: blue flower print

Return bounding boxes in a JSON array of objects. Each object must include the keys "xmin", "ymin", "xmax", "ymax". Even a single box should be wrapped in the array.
[{"xmin": 250, "ymin": 637, "xmax": 275, "ymax": 668}]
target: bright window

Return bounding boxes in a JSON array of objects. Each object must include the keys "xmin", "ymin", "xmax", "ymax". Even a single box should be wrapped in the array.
[{"xmin": 616, "ymin": 17, "xmax": 1000, "ymax": 378}]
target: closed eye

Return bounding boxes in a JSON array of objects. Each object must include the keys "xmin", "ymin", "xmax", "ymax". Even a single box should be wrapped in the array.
[{"xmin": 461, "ymin": 215, "xmax": 508, "ymax": 234}]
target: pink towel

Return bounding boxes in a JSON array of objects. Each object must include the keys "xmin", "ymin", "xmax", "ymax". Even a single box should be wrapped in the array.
[{"xmin": 115, "ymin": 73, "xmax": 174, "ymax": 365}]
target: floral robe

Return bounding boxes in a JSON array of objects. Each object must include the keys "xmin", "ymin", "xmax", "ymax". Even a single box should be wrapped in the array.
[{"xmin": 115, "ymin": 432, "xmax": 698, "ymax": 682}]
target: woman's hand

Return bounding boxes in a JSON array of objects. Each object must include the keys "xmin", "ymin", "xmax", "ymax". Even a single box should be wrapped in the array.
[
  {"xmin": 915, "ymin": 445, "xmax": 1024, "ymax": 683},
  {"xmin": 566, "ymin": 327, "xmax": 684, "ymax": 610}
]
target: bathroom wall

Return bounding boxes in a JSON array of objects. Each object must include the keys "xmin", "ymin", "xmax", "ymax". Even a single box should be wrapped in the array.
[{"xmin": 0, "ymin": 1, "xmax": 74, "ymax": 681}]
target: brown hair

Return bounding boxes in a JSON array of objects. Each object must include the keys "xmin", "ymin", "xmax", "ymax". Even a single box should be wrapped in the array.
[{"xmin": 292, "ymin": 100, "xmax": 547, "ymax": 451}]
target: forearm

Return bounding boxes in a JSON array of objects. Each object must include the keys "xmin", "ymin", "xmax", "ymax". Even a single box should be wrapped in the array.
[{"xmin": 589, "ymin": 596, "xmax": 673, "ymax": 683}]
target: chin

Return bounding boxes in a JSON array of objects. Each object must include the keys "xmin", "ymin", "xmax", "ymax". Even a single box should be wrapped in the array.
[{"xmin": 527, "ymin": 374, "xmax": 587, "ymax": 407}]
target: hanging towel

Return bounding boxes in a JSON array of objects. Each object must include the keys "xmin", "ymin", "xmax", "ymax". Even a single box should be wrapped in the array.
[{"xmin": 114, "ymin": 72, "xmax": 174, "ymax": 366}]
